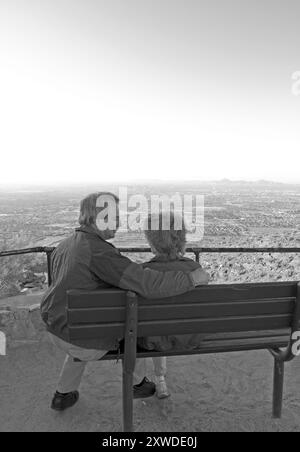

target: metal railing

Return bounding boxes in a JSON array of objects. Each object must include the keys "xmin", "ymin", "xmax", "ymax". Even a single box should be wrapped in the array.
[{"xmin": 1, "ymin": 245, "xmax": 300, "ymax": 288}]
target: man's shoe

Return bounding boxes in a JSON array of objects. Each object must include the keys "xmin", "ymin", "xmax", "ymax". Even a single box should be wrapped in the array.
[
  {"xmin": 133, "ymin": 377, "xmax": 156, "ymax": 399},
  {"xmin": 51, "ymin": 390, "xmax": 79, "ymax": 411}
]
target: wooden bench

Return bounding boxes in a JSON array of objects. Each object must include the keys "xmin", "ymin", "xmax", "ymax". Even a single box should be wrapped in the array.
[{"xmin": 67, "ymin": 281, "xmax": 300, "ymax": 431}]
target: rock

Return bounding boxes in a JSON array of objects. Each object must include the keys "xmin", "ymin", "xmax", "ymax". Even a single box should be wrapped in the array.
[{"xmin": 0, "ymin": 294, "xmax": 46, "ymax": 346}]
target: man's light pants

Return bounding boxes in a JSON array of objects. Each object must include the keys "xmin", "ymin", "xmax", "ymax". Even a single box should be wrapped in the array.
[{"xmin": 50, "ymin": 334, "xmax": 166, "ymax": 394}]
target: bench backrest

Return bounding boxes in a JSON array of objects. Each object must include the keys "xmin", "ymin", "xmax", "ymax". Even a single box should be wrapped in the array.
[{"xmin": 67, "ymin": 282, "xmax": 299, "ymax": 342}]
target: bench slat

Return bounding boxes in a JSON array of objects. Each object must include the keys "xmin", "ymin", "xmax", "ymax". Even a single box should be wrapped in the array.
[
  {"xmin": 67, "ymin": 282, "xmax": 298, "ymax": 309},
  {"xmin": 202, "ymin": 328, "xmax": 290, "ymax": 341},
  {"xmin": 138, "ymin": 282, "xmax": 298, "ymax": 305},
  {"xmin": 139, "ymin": 299, "xmax": 294, "ymax": 319},
  {"xmin": 136, "ymin": 314, "xmax": 292, "ymax": 336},
  {"xmin": 67, "ymin": 298, "xmax": 295, "ymax": 325},
  {"xmin": 100, "ymin": 335, "xmax": 290, "ymax": 360},
  {"xmin": 67, "ymin": 289, "xmax": 127, "ymax": 308},
  {"xmin": 68, "ymin": 313, "xmax": 292, "ymax": 340}
]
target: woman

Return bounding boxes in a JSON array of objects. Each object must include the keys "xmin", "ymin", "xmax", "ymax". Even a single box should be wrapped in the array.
[{"xmin": 141, "ymin": 211, "xmax": 209, "ymax": 398}]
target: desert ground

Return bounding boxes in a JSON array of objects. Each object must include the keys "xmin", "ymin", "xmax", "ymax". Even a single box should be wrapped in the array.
[{"xmin": 1, "ymin": 339, "xmax": 300, "ymax": 432}]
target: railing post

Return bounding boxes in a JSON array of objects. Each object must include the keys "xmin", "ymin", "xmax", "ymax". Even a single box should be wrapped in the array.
[{"xmin": 46, "ymin": 250, "xmax": 53, "ymax": 286}]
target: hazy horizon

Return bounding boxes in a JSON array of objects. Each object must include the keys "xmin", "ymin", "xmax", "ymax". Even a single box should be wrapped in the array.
[{"xmin": 0, "ymin": 178, "xmax": 299, "ymax": 191}]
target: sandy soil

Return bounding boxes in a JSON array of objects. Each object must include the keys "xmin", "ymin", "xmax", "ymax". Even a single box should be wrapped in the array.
[{"xmin": 1, "ymin": 340, "xmax": 300, "ymax": 432}]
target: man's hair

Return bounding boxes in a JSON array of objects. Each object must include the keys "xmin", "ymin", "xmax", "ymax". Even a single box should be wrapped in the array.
[
  {"xmin": 78, "ymin": 192, "xmax": 119, "ymax": 227},
  {"xmin": 144, "ymin": 211, "xmax": 187, "ymax": 260}
]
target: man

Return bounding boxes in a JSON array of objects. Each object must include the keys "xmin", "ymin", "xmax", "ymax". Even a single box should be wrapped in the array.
[{"xmin": 41, "ymin": 192, "xmax": 209, "ymax": 411}]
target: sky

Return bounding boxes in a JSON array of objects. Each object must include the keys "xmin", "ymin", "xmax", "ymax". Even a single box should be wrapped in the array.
[{"xmin": 0, "ymin": 0, "xmax": 299, "ymax": 185}]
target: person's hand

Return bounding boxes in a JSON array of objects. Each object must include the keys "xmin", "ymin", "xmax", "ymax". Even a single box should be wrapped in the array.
[{"xmin": 190, "ymin": 268, "xmax": 210, "ymax": 286}]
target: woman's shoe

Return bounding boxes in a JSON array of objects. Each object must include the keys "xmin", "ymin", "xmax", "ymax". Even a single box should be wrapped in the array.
[
  {"xmin": 133, "ymin": 377, "xmax": 156, "ymax": 399},
  {"xmin": 155, "ymin": 376, "xmax": 170, "ymax": 399}
]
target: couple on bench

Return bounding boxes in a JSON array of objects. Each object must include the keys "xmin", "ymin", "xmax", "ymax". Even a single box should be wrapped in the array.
[{"xmin": 40, "ymin": 192, "xmax": 209, "ymax": 411}]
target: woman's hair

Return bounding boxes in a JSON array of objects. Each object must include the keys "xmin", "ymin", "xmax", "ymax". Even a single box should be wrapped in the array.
[
  {"xmin": 144, "ymin": 211, "xmax": 187, "ymax": 260},
  {"xmin": 78, "ymin": 192, "xmax": 119, "ymax": 227}
]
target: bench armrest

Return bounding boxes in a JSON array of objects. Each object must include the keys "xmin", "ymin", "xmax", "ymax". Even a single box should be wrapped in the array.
[{"xmin": 270, "ymin": 283, "xmax": 300, "ymax": 362}]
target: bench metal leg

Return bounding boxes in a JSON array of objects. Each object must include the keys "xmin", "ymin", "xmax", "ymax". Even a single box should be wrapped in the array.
[
  {"xmin": 122, "ymin": 361, "xmax": 134, "ymax": 432},
  {"xmin": 122, "ymin": 291, "xmax": 138, "ymax": 432},
  {"xmin": 272, "ymin": 359, "xmax": 284, "ymax": 419}
]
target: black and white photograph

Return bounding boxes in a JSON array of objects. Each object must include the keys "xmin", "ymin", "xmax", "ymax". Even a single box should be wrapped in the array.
[{"xmin": 0, "ymin": 0, "xmax": 300, "ymax": 435}]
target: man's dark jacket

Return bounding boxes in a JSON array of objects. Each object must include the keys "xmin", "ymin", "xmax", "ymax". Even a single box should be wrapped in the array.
[{"xmin": 40, "ymin": 226, "xmax": 196, "ymax": 350}]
